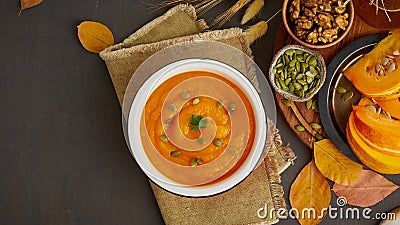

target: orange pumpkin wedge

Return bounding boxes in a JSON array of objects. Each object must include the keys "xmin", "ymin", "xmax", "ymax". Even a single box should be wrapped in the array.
[
  {"xmin": 344, "ymin": 29, "xmax": 400, "ymax": 100},
  {"xmin": 347, "ymin": 112, "xmax": 400, "ymax": 174},
  {"xmin": 352, "ymin": 105, "xmax": 400, "ymax": 155},
  {"xmin": 376, "ymin": 97, "xmax": 400, "ymax": 119}
]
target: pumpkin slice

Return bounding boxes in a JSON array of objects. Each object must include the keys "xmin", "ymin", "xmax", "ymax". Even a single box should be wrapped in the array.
[
  {"xmin": 347, "ymin": 112, "xmax": 400, "ymax": 174},
  {"xmin": 352, "ymin": 105, "xmax": 400, "ymax": 153},
  {"xmin": 376, "ymin": 97, "xmax": 400, "ymax": 119},
  {"xmin": 344, "ymin": 29, "xmax": 400, "ymax": 99}
]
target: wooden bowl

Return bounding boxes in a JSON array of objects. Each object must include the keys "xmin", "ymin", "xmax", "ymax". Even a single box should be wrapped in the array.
[{"xmin": 282, "ymin": 0, "xmax": 355, "ymax": 49}]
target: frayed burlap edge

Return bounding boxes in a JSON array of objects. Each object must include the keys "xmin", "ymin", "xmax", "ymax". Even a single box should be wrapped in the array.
[{"xmin": 122, "ymin": 4, "xmax": 208, "ymax": 47}]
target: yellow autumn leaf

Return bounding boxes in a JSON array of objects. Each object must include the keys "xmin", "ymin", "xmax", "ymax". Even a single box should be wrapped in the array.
[
  {"xmin": 290, "ymin": 160, "xmax": 331, "ymax": 225},
  {"xmin": 77, "ymin": 21, "xmax": 114, "ymax": 53},
  {"xmin": 314, "ymin": 139, "xmax": 362, "ymax": 185}
]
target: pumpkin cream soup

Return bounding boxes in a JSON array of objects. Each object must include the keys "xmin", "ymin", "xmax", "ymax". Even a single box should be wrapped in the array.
[{"xmin": 140, "ymin": 71, "xmax": 256, "ymax": 185}]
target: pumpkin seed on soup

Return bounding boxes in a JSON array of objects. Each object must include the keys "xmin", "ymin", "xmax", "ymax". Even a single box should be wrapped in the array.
[
  {"xmin": 170, "ymin": 151, "xmax": 180, "ymax": 157},
  {"xmin": 179, "ymin": 92, "xmax": 190, "ymax": 99},
  {"xmin": 160, "ymin": 135, "xmax": 168, "ymax": 142},
  {"xmin": 191, "ymin": 158, "xmax": 203, "ymax": 166},
  {"xmin": 192, "ymin": 97, "xmax": 200, "ymax": 105},
  {"xmin": 213, "ymin": 139, "xmax": 223, "ymax": 147}
]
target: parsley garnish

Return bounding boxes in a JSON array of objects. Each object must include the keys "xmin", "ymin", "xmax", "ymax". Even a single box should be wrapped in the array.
[{"xmin": 189, "ymin": 115, "xmax": 206, "ymax": 131}]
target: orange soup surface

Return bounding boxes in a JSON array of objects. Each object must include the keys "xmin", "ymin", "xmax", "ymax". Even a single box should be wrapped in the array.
[{"xmin": 140, "ymin": 71, "xmax": 256, "ymax": 185}]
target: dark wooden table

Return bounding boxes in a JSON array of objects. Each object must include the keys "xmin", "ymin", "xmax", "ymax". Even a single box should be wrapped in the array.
[{"xmin": 1, "ymin": 0, "xmax": 398, "ymax": 224}]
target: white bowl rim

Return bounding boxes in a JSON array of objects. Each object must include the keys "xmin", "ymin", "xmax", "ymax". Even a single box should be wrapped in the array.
[{"xmin": 127, "ymin": 58, "xmax": 267, "ymax": 197}]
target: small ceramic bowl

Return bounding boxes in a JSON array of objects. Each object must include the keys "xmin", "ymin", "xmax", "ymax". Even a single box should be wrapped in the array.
[
  {"xmin": 282, "ymin": 0, "xmax": 354, "ymax": 49},
  {"xmin": 269, "ymin": 45, "xmax": 326, "ymax": 102}
]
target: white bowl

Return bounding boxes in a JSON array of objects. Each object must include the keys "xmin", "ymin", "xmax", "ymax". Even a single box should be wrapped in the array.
[{"xmin": 127, "ymin": 58, "xmax": 266, "ymax": 197}]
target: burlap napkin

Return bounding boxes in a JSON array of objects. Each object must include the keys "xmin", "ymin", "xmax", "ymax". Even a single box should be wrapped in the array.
[{"xmin": 100, "ymin": 4, "xmax": 296, "ymax": 225}]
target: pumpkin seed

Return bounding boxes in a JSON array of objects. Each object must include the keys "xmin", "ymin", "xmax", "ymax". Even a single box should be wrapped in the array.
[
  {"xmin": 282, "ymin": 99, "xmax": 291, "ymax": 107},
  {"xmin": 170, "ymin": 151, "xmax": 180, "ymax": 157},
  {"xmin": 197, "ymin": 138, "xmax": 205, "ymax": 144},
  {"xmin": 289, "ymin": 59, "xmax": 297, "ymax": 67},
  {"xmin": 229, "ymin": 102, "xmax": 236, "ymax": 111},
  {"xmin": 217, "ymin": 100, "xmax": 224, "ymax": 108},
  {"xmin": 295, "ymin": 125, "xmax": 305, "ymax": 132},
  {"xmin": 306, "ymin": 99, "xmax": 313, "ymax": 109},
  {"xmin": 342, "ymin": 91, "xmax": 354, "ymax": 101},
  {"xmin": 295, "ymin": 49, "xmax": 304, "ymax": 55},
  {"xmin": 293, "ymin": 82, "xmax": 302, "ymax": 90},
  {"xmin": 275, "ymin": 78, "xmax": 281, "ymax": 89},
  {"xmin": 160, "ymin": 135, "xmax": 168, "ymax": 142},
  {"xmin": 213, "ymin": 139, "xmax": 223, "ymax": 147},
  {"xmin": 192, "ymin": 97, "xmax": 200, "ymax": 105},
  {"xmin": 289, "ymin": 83, "xmax": 295, "ymax": 93},
  {"xmin": 312, "ymin": 100, "xmax": 318, "ymax": 110},
  {"xmin": 228, "ymin": 147, "xmax": 239, "ymax": 154},
  {"xmin": 296, "ymin": 73, "xmax": 304, "ymax": 80},
  {"xmin": 275, "ymin": 63, "xmax": 283, "ymax": 68},
  {"xmin": 165, "ymin": 119, "xmax": 173, "ymax": 124},
  {"xmin": 310, "ymin": 122, "xmax": 322, "ymax": 130},
  {"xmin": 309, "ymin": 57, "xmax": 317, "ymax": 66},
  {"xmin": 167, "ymin": 103, "xmax": 177, "ymax": 112},
  {"xmin": 315, "ymin": 134, "xmax": 324, "ymax": 140},
  {"xmin": 179, "ymin": 92, "xmax": 190, "ymax": 99},
  {"xmin": 191, "ymin": 158, "xmax": 203, "ymax": 166},
  {"xmin": 285, "ymin": 78, "xmax": 291, "ymax": 86},
  {"xmin": 336, "ymin": 86, "xmax": 347, "ymax": 94}
]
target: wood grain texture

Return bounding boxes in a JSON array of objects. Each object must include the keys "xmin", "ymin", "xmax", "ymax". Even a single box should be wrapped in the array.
[{"xmin": 273, "ymin": 15, "xmax": 383, "ymax": 149}]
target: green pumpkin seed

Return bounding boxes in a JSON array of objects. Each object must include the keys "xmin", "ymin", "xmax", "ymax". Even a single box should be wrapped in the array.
[
  {"xmin": 275, "ymin": 63, "xmax": 283, "ymax": 68},
  {"xmin": 306, "ymin": 76, "xmax": 313, "ymax": 84},
  {"xmin": 296, "ymin": 73, "xmax": 304, "ymax": 80},
  {"xmin": 306, "ymin": 54, "xmax": 313, "ymax": 63},
  {"xmin": 170, "ymin": 151, "xmax": 180, "ymax": 157},
  {"xmin": 168, "ymin": 103, "xmax": 177, "ymax": 112},
  {"xmin": 217, "ymin": 100, "xmax": 224, "ymax": 108},
  {"xmin": 336, "ymin": 86, "xmax": 347, "ymax": 94},
  {"xmin": 295, "ymin": 125, "xmax": 305, "ymax": 132},
  {"xmin": 229, "ymin": 102, "xmax": 236, "ymax": 111},
  {"xmin": 310, "ymin": 122, "xmax": 322, "ymax": 130},
  {"xmin": 315, "ymin": 134, "xmax": 324, "ymax": 140},
  {"xmin": 306, "ymin": 99, "xmax": 313, "ymax": 109},
  {"xmin": 191, "ymin": 158, "xmax": 203, "ymax": 166},
  {"xmin": 285, "ymin": 78, "xmax": 291, "ymax": 86},
  {"xmin": 342, "ymin": 91, "xmax": 354, "ymax": 101},
  {"xmin": 192, "ymin": 97, "xmax": 200, "ymax": 105},
  {"xmin": 303, "ymin": 84, "xmax": 309, "ymax": 91},
  {"xmin": 312, "ymin": 100, "xmax": 318, "ymax": 110},
  {"xmin": 289, "ymin": 59, "xmax": 297, "ymax": 67},
  {"xmin": 282, "ymin": 99, "xmax": 291, "ymax": 107},
  {"xmin": 298, "ymin": 79, "xmax": 307, "ymax": 85},
  {"xmin": 293, "ymin": 82, "xmax": 302, "ymax": 90},
  {"xmin": 197, "ymin": 138, "xmax": 205, "ymax": 144},
  {"xmin": 296, "ymin": 61, "xmax": 301, "ymax": 72},
  {"xmin": 289, "ymin": 83, "xmax": 295, "ymax": 93},
  {"xmin": 228, "ymin": 147, "xmax": 239, "ymax": 154},
  {"xmin": 309, "ymin": 66, "xmax": 318, "ymax": 75},
  {"xmin": 160, "ymin": 135, "xmax": 168, "ymax": 142},
  {"xmin": 309, "ymin": 56, "xmax": 317, "ymax": 66},
  {"xmin": 275, "ymin": 78, "xmax": 281, "ymax": 89},
  {"xmin": 180, "ymin": 92, "xmax": 190, "ymax": 99},
  {"xmin": 295, "ymin": 49, "xmax": 304, "ymax": 55},
  {"xmin": 165, "ymin": 119, "xmax": 173, "ymax": 124},
  {"xmin": 213, "ymin": 139, "xmax": 223, "ymax": 147}
]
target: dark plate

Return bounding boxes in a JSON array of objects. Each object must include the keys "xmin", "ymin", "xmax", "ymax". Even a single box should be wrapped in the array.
[{"xmin": 318, "ymin": 33, "xmax": 387, "ymax": 162}]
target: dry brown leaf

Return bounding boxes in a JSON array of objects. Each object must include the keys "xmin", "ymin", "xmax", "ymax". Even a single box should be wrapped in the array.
[
  {"xmin": 77, "ymin": 21, "xmax": 114, "ymax": 53},
  {"xmin": 290, "ymin": 160, "xmax": 331, "ymax": 225},
  {"xmin": 19, "ymin": 0, "xmax": 43, "ymax": 15},
  {"xmin": 314, "ymin": 139, "xmax": 362, "ymax": 185},
  {"xmin": 332, "ymin": 169, "xmax": 399, "ymax": 207}
]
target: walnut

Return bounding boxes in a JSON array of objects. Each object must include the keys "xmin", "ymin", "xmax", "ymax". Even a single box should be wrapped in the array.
[
  {"xmin": 295, "ymin": 29, "xmax": 310, "ymax": 39},
  {"xmin": 295, "ymin": 16, "xmax": 314, "ymax": 30},
  {"xmin": 315, "ymin": 13, "xmax": 334, "ymax": 29},
  {"xmin": 318, "ymin": 2, "xmax": 332, "ymax": 12},
  {"xmin": 304, "ymin": 8, "xmax": 316, "ymax": 18},
  {"xmin": 290, "ymin": 0, "xmax": 349, "ymax": 44},
  {"xmin": 334, "ymin": 5, "xmax": 346, "ymax": 14},
  {"xmin": 290, "ymin": 0, "xmax": 301, "ymax": 20},
  {"xmin": 321, "ymin": 28, "xmax": 339, "ymax": 42},
  {"xmin": 306, "ymin": 30, "xmax": 319, "ymax": 44},
  {"xmin": 302, "ymin": 0, "xmax": 318, "ymax": 8},
  {"xmin": 335, "ymin": 13, "xmax": 349, "ymax": 30}
]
